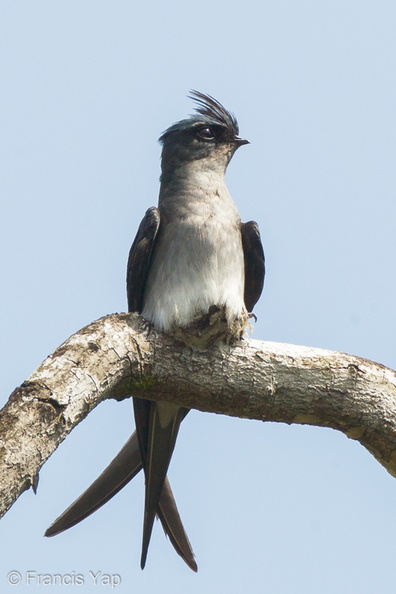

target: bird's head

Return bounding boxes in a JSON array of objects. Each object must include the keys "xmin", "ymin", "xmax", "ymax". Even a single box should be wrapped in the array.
[{"xmin": 159, "ymin": 91, "xmax": 248, "ymax": 180}]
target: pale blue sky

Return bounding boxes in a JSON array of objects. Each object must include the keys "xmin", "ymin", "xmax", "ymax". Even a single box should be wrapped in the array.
[{"xmin": 1, "ymin": 1, "xmax": 396, "ymax": 592}]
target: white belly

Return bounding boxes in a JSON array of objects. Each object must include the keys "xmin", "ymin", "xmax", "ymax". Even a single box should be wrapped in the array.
[{"xmin": 142, "ymin": 216, "xmax": 246, "ymax": 332}]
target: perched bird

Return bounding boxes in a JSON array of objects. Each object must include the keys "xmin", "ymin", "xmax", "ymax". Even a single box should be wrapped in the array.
[{"xmin": 45, "ymin": 91, "xmax": 265, "ymax": 571}]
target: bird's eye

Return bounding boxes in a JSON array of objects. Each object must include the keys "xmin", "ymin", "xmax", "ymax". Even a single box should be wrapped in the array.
[{"xmin": 196, "ymin": 127, "xmax": 215, "ymax": 141}]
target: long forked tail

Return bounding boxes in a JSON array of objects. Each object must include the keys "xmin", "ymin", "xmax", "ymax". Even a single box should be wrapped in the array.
[
  {"xmin": 140, "ymin": 403, "xmax": 186, "ymax": 569},
  {"xmin": 45, "ymin": 431, "xmax": 197, "ymax": 571}
]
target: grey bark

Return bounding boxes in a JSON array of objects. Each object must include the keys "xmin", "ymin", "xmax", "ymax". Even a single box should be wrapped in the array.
[{"xmin": 1, "ymin": 312, "xmax": 395, "ymax": 517}]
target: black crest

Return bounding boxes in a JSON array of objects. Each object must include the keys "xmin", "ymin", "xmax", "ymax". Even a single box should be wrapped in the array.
[
  {"xmin": 159, "ymin": 90, "xmax": 240, "ymax": 143},
  {"xmin": 189, "ymin": 90, "xmax": 239, "ymax": 137}
]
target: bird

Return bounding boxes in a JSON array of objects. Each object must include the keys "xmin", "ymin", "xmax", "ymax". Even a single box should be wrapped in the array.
[{"xmin": 45, "ymin": 91, "xmax": 265, "ymax": 572}]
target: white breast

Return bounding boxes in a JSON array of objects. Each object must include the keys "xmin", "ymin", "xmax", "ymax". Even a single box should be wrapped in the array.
[{"xmin": 142, "ymin": 186, "xmax": 246, "ymax": 333}]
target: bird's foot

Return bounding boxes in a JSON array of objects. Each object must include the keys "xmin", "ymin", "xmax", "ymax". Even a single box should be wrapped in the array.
[{"xmin": 170, "ymin": 306, "xmax": 248, "ymax": 349}]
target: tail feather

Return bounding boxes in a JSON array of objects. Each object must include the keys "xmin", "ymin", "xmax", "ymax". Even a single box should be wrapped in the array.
[
  {"xmin": 140, "ymin": 403, "xmax": 185, "ymax": 569},
  {"xmin": 45, "ymin": 429, "xmax": 196, "ymax": 571},
  {"xmin": 45, "ymin": 433, "xmax": 141, "ymax": 537},
  {"xmin": 158, "ymin": 479, "xmax": 197, "ymax": 572}
]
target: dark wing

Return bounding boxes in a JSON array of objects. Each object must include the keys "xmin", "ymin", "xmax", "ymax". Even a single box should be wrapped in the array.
[
  {"xmin": 241, "ymin": 221, "xmax": 265, "ymax": 312},
  {"xmin": 127, "ymin": 207, "xmax": 160, "ymax": 313},
  {"xmin": 45, "ymin": 206, "xmax": 197, "ymax": 571},
  {"xmin": 128, "ymin": 207, "xmax": 197, "ymax": 569}
]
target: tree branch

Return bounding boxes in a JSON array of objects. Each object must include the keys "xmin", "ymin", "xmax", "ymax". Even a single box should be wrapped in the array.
[{"xmin": 1, "ymin": 312, "xmax": 396, "ymax": 517}]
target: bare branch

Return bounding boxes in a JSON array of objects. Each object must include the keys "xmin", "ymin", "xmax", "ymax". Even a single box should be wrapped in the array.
[{"xmin": 1, "ymin": 312, "xmax": 396, "ymax": 517}]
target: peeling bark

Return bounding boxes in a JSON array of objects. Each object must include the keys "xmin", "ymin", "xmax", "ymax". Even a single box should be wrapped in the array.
[{"xmin": 1, "ymin": 312, "xmax": 396, "ymax": 517}]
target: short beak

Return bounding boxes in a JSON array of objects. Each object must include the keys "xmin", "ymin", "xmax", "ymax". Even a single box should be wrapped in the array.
[{"xmin": 234, "ymin": 136, "xmax": 250, "ymax": 146}]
